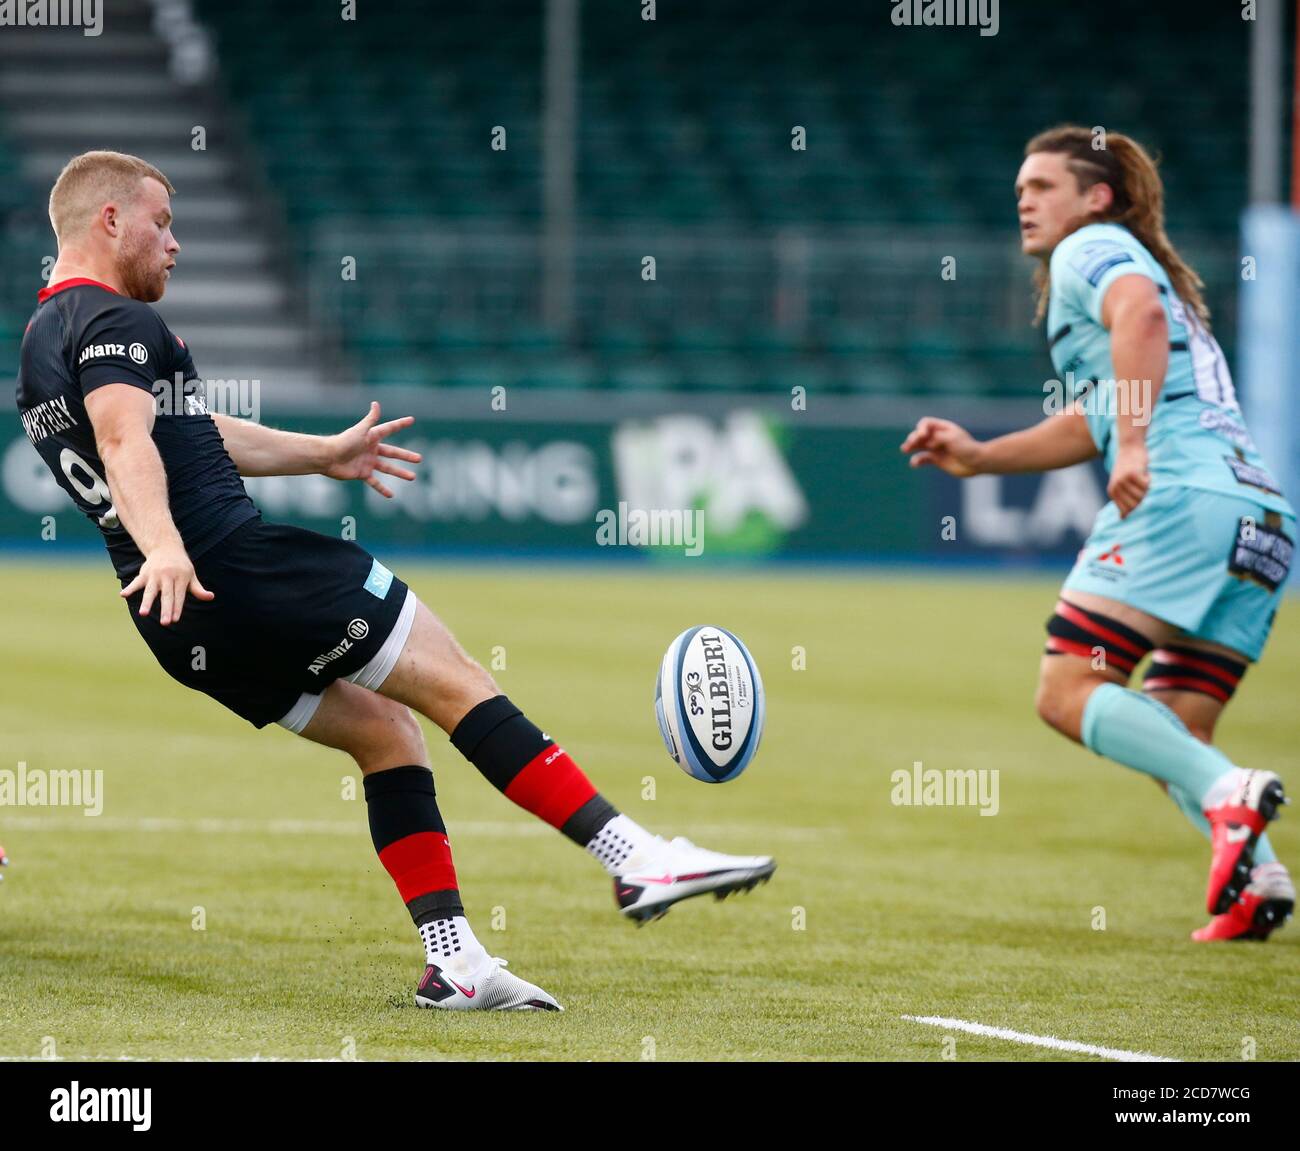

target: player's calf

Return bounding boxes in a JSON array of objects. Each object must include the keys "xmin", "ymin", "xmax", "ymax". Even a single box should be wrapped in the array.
[
  {"xmin": 365, "ymin": 764, "xmax": 560, "ymax": 1011},
  {"xmin": 298, "ymin": 679, "xmax": 430, "ymax": 774},
  {"xmin": 292, "ymin": 679, "xmax": 561, "ymax": 1005}
]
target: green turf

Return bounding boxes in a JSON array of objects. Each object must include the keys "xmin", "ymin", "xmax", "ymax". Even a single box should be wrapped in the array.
[{"xmin": 0, "ymin": 562, "xmax": 1295, "ymax": 1061}]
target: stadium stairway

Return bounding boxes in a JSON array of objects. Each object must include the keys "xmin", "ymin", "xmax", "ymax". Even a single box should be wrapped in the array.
[{"xmin": 0, "ymin": 0, "xmax": 349, "ymax": 398}]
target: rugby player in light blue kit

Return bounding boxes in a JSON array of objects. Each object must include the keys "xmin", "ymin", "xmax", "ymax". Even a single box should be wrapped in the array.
[{"xmin": 902, "ymin": 125, "xmax": 1293, "ymax": 941}]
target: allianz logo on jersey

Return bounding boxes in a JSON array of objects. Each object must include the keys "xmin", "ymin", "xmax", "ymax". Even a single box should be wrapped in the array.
[
  {"xmin": 307, "ymin": 619, "xmax": 370, "ymax": 676},
  {"xmin": 77, "ymin": 341, "xmax": 148, "ymax": 366}
]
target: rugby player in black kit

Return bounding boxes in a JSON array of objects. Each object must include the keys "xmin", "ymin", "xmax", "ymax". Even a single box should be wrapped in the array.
[{"xmin": 16, "ymin": 151, "xmax": 775, "ymax": 1011}]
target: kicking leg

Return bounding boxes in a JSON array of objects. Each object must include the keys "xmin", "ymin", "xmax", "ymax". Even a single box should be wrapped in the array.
[
  {"xmin": 374, "ymin": 598, "xmax": 623, "ymax": 848},
  {"xmin": 295, "ymin": 679, "xmax": 560, "ymax": 1010},
  {"xmin": 376, "ymin": 596, "xmax": 776, "ymax": 924}
]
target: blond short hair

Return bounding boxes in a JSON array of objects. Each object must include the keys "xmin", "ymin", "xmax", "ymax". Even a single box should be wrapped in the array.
[{"xmin": 48, "ymin": 150, "xmax": 175, "ymax": 245}]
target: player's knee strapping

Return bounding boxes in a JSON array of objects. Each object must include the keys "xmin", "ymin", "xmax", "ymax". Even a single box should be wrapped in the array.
[
  {"xmin": 1044, "ymin": 598, "xmax": 1154, "ymax": 678},
  {"xmin": 450, "ymin": 695, "xmax": 619, "ymax": 844},
  {"xmin": 1143, "ymin": 644, "xmax": 1247, "ymax": 703}
]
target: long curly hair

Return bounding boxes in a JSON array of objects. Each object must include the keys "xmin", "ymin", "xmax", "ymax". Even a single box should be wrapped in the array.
[{"xmin": 1025, "ymin": 125, "xmax": 1209, "ymax": 330}]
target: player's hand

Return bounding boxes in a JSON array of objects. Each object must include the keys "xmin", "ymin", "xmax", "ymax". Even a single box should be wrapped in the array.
[
  {"xmin": 325, "ymin": 401, "xmax": 423, "ymax": 498},
  {"xmin": 120, "ymin": 541, "xmax": 214, "ymax": 626},
  {"xmin": 1108, "ymin": 443, "xmax": 1150, "ymax": 519},
  {"xmin": 900, "ymin": 417, "xmax": 985, "ymax": 477}
]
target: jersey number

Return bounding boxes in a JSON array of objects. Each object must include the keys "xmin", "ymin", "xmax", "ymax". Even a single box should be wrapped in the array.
[
  {"xmin": 1168, "ymin": 296, "xmax": 1235, "ymax": 408},
  {"xmin": 59, "ymin": 448, "xmax": 120, "ymax": 530}
]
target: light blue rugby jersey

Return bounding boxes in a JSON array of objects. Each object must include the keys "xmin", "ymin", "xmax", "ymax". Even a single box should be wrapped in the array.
[{"xmin": 1046, "ymin": 222, "xmax": 1294, "ymax": 516}]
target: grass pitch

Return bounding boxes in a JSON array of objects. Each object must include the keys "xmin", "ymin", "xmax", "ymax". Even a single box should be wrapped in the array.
[{"xmin": 0, "ymin": 560, "xmax": 1296, "ymax": 1061}]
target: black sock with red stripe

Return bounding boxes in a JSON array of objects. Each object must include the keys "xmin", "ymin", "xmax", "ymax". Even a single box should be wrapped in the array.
[
  {"xmin": 363, "ymin": 766, "xmax": 463, "ymax": 928},
  {"xmin": 451, "ymin": 695, "xmax": 619, "ymax": 846}
]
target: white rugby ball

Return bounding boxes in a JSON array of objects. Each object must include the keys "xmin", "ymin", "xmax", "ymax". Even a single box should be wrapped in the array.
[{"xmin": 654, "ymin": 625, "xmax": 765, "ymax": 783}]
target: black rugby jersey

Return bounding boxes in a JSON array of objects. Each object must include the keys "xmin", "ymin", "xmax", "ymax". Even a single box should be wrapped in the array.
[{"xmin": 15, "ymin": 278, "xmax": 259, "ymax": 579}]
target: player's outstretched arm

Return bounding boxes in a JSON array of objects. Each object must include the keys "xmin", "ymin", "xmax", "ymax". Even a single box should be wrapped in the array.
[
  {"xmin": 84, "ymin": 383, "xmax": 214, "ymax": 626},
  {"xmin": 900, "ymin": 410, "xmax": 1099, "ymax": 477},
  {"xmin": 213, "ymin": 402, "xmax": 421, "ymax": 498},
  {"xmin": 212, "ymin": 412, "xmax": 335, "ymax": 477}
]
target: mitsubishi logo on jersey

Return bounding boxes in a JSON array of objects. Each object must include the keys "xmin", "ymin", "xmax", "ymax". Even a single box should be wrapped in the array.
[{"xmin": 1098, "ymin": 544, "xmax": 1125, "ymax": 565}]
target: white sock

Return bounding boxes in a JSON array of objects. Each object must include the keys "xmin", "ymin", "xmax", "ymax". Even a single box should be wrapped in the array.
[
  {"xmin": 418, "ymin": 915, "xmax": 485, "ymax": 967},
  {"xmin": 586, "ymin": 813, "xmax": 660, "ymax": 876}
]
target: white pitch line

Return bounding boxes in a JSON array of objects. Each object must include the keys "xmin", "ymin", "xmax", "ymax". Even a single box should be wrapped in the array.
[
  {"xmin": 0, "ymin": 815, "xmax": 527, "ymax": 837},
  {"xmin": 0, "ymin": 1055, "xmax": 359, "ymax": 1062},
  {"xmin": 901, "ymin": 1015, "xmax": 1179, "ymax": 1063},
  {"xmin": 0, "ymin": 814, "xmax": 832, "ymax": 841}
]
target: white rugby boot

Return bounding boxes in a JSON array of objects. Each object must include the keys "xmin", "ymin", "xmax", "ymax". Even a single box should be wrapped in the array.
[
  {"xmin": 613, "ymin": 834, "xmax": 776, "ymax": 925},
  {"xmin": 415, "ymin": 948, "xmax": 563, "ymax": 1012}
]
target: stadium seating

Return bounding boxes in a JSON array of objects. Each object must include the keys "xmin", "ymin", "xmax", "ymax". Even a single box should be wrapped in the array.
[{"xmin": 0, "ymin": 1, "xmax": 1255, "ymax": 395}]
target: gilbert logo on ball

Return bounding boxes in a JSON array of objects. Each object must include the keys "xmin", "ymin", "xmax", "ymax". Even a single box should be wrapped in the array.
[{"xmin": 655, "ymin": 625, "xmax": 765, "ymax": 783}]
